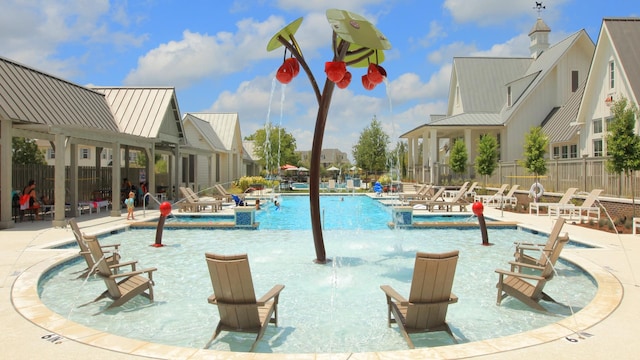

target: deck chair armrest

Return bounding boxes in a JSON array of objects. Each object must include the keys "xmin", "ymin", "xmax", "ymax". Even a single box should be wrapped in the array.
[
  {"xmin": 380, "ymin": 285, "xmax": 408, "ymax": 305},
  {"xmin": 109, "ymin": 267, "xmax": 157, "ymax": 279},
  {"xmin": 495, "ymin": 269, "xmax": 545, "ymax": 281},
  {"xmin": 111, "ymin": 260, "xmax": 138, "ymax": 271},
  {"xmin": 207, "ymin": 294, "xmax": 216, "ymax": 304},
  {"xmin": 508, "ymin": 261, "xmax": 545, "ymax": 271},
  {"xmin": 514, "ymin": 242, "xmax": 544, "ymax": 249},
  {"xmin": 256, "ymin": 284, "xmax": 285, "ymax": 305},
  {"xmin": 100, "ymin": 243, "xmax": 121, "ymax": 250}
]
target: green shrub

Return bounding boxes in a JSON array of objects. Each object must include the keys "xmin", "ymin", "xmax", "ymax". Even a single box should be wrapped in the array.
[{"xmin": 235, "ymin": 176, "xmax": 279, "ymax": 192}]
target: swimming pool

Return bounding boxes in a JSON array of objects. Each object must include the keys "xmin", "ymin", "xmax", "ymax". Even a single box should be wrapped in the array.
[{"xmin": 38, "ymin": 195, "xmax": 597, "ymax": 354}]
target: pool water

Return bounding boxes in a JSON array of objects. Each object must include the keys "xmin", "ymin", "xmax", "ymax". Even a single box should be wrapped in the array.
[{"xmin": 39, "ymin": 195, "xmax": 596, "ymax": 354}]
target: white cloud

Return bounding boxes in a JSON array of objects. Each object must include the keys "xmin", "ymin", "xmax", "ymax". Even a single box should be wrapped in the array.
[{"xmin": 0, "ymin": 0, "xmax": 145, "ymax": 77}]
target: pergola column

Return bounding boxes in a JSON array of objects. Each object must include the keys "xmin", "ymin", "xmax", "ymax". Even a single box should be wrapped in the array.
[
  {"xmin": 52, "ymin": 134, "xmax": 68, "ymax": 227},
  {"xmin": 110, "ymin": 141, "xmax": 121, "ymax": 217},
  {"xmin": 0, "ymin": 119, "xmax": 13, "ymax": 228},
  {"xmin": 429, "ymin": 129, "xmax": 438, "ymax": 183}
]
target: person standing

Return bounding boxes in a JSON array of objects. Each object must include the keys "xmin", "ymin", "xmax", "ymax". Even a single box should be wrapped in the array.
[{"xmin": 125, "ymin": 191, "xmax": 136, "ymax": 220}]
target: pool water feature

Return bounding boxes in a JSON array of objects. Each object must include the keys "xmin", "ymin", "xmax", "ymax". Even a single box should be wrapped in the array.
[{"xmin": 38, "ymin": 196, "xmax": 597, "ymax": 354}]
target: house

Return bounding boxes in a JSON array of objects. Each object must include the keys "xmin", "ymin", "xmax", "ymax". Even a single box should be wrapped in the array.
[
  {"xmin": 182, "ymin": 113, "xmax": 245, "ymax": 187},
  {"xmin": 400, "ymin": 16, "xmax": 595, "ymax": 183},
  {"xmin": 575, "ymin": 18, "xmax": 640, "ymax": 157},
  {"xmin": 0, "ymin": 57, "xmax": 156, "ymax": 228},
  {"xmin": 297, "ymin": 148, "xmax": 349, "ymax": 168}
]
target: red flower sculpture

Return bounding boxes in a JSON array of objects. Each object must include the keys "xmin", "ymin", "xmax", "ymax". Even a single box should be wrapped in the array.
[{"xmin": 325, "ymin": 61, "xmax": 347, "ymax": 82}]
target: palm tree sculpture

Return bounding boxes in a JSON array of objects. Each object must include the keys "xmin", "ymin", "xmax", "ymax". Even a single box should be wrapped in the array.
[{"xmin": 267, "ymin": 9, "xmax": 391, "ymax": 263}]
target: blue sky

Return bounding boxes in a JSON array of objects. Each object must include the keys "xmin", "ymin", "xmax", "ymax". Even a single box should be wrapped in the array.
[{"xmin": 1, "ymin": 0, "xmax": 637, "ymax": 162}]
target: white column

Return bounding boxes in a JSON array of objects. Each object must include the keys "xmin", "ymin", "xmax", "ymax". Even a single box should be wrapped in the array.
[
  {"xmin": 0, "ymin": 119, "xmax": 13, "ymax": 228},
  {"xmin": 52, "ymin": 134, "xmax": 68, "ymax": 227},
  {"xmin": 110, "ymin": 141, "xmax": 121, "ymax": 217},
  {"xmin": 429, "ymin": 129, "xmax": 438, "ymax": 184}
]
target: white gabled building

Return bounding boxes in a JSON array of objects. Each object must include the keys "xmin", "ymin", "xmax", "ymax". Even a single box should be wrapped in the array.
[
  {"xmin": 182, "ymin": 113, "xmax": 245, "ymax": 187},
  {"xmin": 400, "ymin": 17, "xmax": 595, "ymax": 183},
  {"xmin": 575, "ymin": 18, "xmax": 640, "ymax": 157}
]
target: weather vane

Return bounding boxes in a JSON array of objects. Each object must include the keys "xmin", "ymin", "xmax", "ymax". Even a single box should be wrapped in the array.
[{"xmin": 534, "ymin": 2, "xmax": 546, "ymax": 16}]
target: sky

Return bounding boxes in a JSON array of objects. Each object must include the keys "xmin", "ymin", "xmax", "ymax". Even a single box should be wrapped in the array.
[{"xmin": 1, "ymin": 0, "xmax": 637, "ymax": 162}]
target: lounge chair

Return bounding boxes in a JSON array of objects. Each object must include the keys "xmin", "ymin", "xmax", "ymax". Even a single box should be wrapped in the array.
[
  {"xmin": 83, "ymin": 236, "xmax": 156, "ymax": 312},
  {"xmin": 380, "ymin": 250, "xmax": 459, "ymax": 348},
  {"xmin": 548, "ymin": 189, "xmax": 603, "ymax": 221},
  {"xmin": 204, "ymin": 253, "xmax": 285, "ymax": 352},
  {"xmin": 346, "ymin": 179, "xmax": 355, "ymax": 192},
  {"xmin": 408, "ymin": 186, "xmax": 446, "ymax": 207},
  {"xmin": 399, "ymin": 184, "xmax": 432, "ymax": 203},
  {"xmin": 179, "ymin": 187, "xmax": 223, "ymax": 212},
  {"xmin": 529, "ymin": 187, "xmax": 578, "ymax": 216},
  {"xmin": 444, "ymin": 182, "xmax": 469, "ymax": 198},
  {"xmin": 68, "ymin": 218, "xmax": 121, "ymax": 278},
  {"xmin": 474, "ymin": 184, "xmax": 508, "ymax": 206},
  {"xmin": 412, "ymin": 184, "xmax": 469, "ymax": 212},
  {"xmin": 496, "ymin": 234, "xmax": 569, "ymax": 311},
  {"xmin": 502, "ymin": 184, "xmax": 520, "ymax": 206},
  {"xmin": 464, "ymin": 182, "xmax": 479, "ymax": 198},
  {"xmin": 214, "ymin": 184, "xmax": 243, "ymax": 203},
  {"xmin": 513, "ymin": 218, "xmax": 567, "ymax": 266}
]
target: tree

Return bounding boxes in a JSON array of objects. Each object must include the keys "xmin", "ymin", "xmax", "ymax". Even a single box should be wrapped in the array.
[
  {"xmin": 245, "ymin": 124, "xmax": 300, "ymax": 174},
  {"xmin": 448, "ymin": 139, "xmax": 467, "ymax": 179},
  {"xmin": 522, "ymin": 126, "xmax": 549, "ymax": 182},
  {"xmin": 388, "ymin": 141, "xmax": 407, "ymax": 180},
  {"xmin": 352, "ymin": 116, "xmax": 389, "ymax": 175},
  {"xmin": 475, "ymin": 134, "xmax": 499, "ymax": 188},
  {"xmin": 12, "ymin": 137, "xmax": 46, "ymax": 165},
  {"xmin": 605, "ymin": 98, "xmax": 640, "ymax": 205}
]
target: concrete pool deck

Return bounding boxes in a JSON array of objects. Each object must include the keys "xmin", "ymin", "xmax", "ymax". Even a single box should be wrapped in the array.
[{"xmin": 2, "ymin": 200, "xmax": 640, "ymax": 359}]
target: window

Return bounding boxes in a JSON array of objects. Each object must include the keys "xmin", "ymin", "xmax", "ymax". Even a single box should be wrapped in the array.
[
  {"xmin": 593, "ymin": 139, "xmax": 603, "ymax": 157},
  {"xmin": 609, "ymin": 61, "xmax": 615, "ymax": 89},
  {"xmin": 48, "ymin": 148, "xmax": 55, "ymax": 159},
  {"xmin": 570, "ymin": 145, "xmax": 577, "ymax": 158},
  {"xmin": 455, "ymin": 85, "xmax": 460, "ymax": 105},
  {"xmin": 593, "ymin": 119, "xmax": 602, "ymax": 134},
  {"xmin": 553, "ymin": 146, "xmax": 560, "ymax": 159},
  {"xmin": 561, "ymin": 145, "xmax": 569, "ymax": 159},
  {"xmin": 571, "ymin": 70, "xmax": 579, "ymax": 92},
  {"xmin": 507, "ymin": 86, "xmax": 512, "ymax": 106},
  {"xmin": 80, "ymin": 148, "xmax": 90, "ymax": 159}
]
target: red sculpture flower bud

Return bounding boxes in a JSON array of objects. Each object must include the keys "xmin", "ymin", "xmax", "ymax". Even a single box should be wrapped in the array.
[
  {"xmin": 325, "ymin": 61, "xmax": 347, "ymax": 83},
  {"xmin": 336, "ymin": 71, "xmax": 352, "ymax": 89}
]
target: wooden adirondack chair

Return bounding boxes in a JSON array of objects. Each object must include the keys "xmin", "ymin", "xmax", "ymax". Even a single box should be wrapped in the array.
[
  {"xmin": 380, "ymin": 250, "xmax": 459, "ymax": 348},
  {"xmin": 83, "ymin": 236, "xmax": 156, "ymax": 312},
  {"xmin": 496, "ymin": 234, "xmax": 570, "ymax": 311},
  {"xmin": 68, "ymin": 218, "xmax": 121, "ymax": 278},
  {"xmin": 513, "ymin": 218, "xmax": 567, "ymax": 266},
  {"xmin": 205, "ymin": 253, "xmax": 285, "ymax": 352}
]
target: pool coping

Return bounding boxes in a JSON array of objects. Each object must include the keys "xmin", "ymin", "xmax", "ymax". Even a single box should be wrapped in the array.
[{"xmin": 11, "ymin": 228, "xmax": 622, "ymax": 359}]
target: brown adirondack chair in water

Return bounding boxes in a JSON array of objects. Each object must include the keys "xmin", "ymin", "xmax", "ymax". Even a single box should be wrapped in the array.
[
  {"xmin": 380, "ymin": 250, "xmax": 460, "ymax": 349},
  {"xmin": 205, "ymin": 253, "xmax": 285, "ymax": 352},
  {"xmin": 83, "ymin": 236, "xmax": 156, "ymax": 312},
  {"xmin": 68, "ymin": 218, "xmax": 121, "ymax": 278},
  {"xmin": 496, "ymin": 233, "xmax": 570, "ymax": 311},
  {"xmin": 513, "ymin": 218, "xmax": 567, "ymax": 267}
]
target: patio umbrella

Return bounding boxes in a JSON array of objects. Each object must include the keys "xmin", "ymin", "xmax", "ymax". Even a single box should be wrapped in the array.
[
  {"xmin": 327, "ymin": 166, "xmax": 340, "ymax": 171},
  {"xmin": 297, "ymin": 166, "xmax": 309, "ymax": 172},
  {"xmin": 281, "ymin": 164, "xmax": 299, "ymax": 171}
]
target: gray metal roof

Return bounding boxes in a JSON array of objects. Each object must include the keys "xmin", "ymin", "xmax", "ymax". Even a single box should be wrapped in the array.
[
  {"xmin": 605, "ymin": 18, "xmax": 640, "ymax": 104},
  {"xmin": 185, "ymin": 113, "xmax": 240, "ymax": 151},
  {"xmin": 429, "ymin": 112, "xmax": 503, "ymax": 126},
  {"xmin": 242, "ymin": 140, "xmax": 258, "ymax": 161},
  {"xmin": 501, "ymin": 30, "xmax": 592, "ymax": 122},
  {"xmin": 542, "ymin": 80, "xmax": 585, "ymax": 143},
  {"xmin": 453, "ymin": 57, "xmax": 533, "ymax": 113},
  {"xmin": 0, "ymin": 56, "xmax": 118, "ymax": 132},
  {"xmin": 91, "ymin": 86, "xmax": 184, "ymax": 141},
  {"xmin": 182, "ymin": 113, "xmax": 226, "ymax": 152}
]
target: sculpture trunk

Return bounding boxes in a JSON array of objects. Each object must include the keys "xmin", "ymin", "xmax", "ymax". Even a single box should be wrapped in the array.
[{"xmin": 309, "ymin": 79, "xmax": 337, "ymax": 264}]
